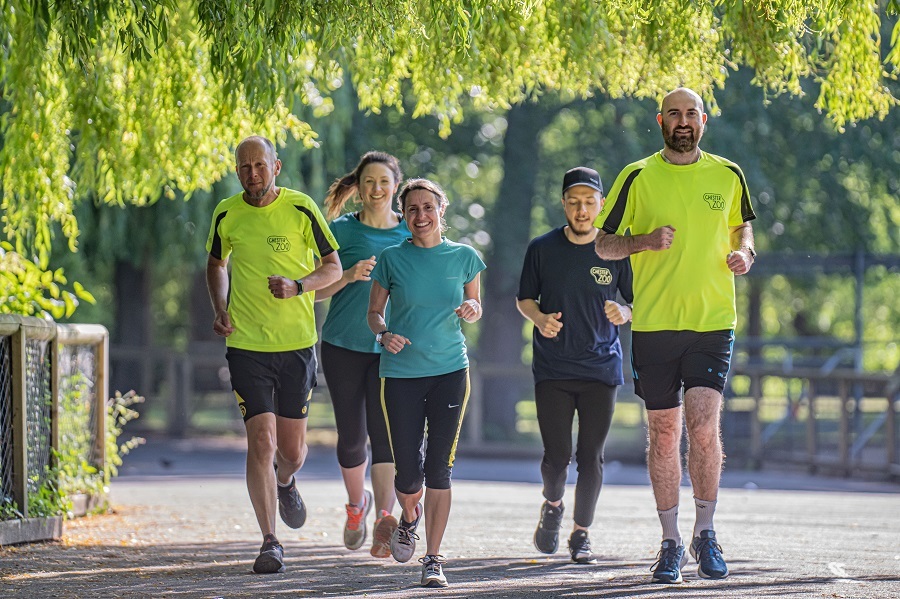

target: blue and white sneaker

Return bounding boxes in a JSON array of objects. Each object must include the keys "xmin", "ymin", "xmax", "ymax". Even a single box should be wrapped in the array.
[
  {"xmin": 690, "ymin": 529, "xmax": 729, "ymax": 579},
  {"xmin": 651, "ymin": 539, "xmax": 688, "ymax": 583}
]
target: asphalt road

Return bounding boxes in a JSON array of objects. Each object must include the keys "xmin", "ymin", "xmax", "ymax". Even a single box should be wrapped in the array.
[{"xmin": 1, "ymin": 436, "xmax": 898, "ymax": 598}]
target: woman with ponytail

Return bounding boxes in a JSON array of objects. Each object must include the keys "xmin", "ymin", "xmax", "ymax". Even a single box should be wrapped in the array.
[{"xmin": 317, "ymin": 152, "xmax": 408, "ymax": 558}]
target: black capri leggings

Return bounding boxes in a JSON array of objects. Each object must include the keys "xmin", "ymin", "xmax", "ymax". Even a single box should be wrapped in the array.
[
  {"xmin": 535, "ymin": 379, "xmax": 617, "ymax": 528},
  {"xmin": 381, "ymin": 368, "xmax": 469, "ymax": 494},
  {"xmin": 320, "ymin": 341, "xmax": 393, "ymax": 468}
]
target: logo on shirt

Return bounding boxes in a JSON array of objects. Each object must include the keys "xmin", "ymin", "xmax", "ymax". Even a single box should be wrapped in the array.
[
  {"xmin": 267, "ymin": 236, "xmax": 291, "ymax": 252},
  {"xmin": 703, "ymin": 193, "xmax": 725, "ymax": 210},
  {"xmin": 590, "ymin": 267, "xmax": 612, "ymax": 285}
]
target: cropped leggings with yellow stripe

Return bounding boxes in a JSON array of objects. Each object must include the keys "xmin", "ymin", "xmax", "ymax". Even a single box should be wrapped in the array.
[{"xmin": 380, "ymin": 368, "xmax": 469, "ymax": 494}]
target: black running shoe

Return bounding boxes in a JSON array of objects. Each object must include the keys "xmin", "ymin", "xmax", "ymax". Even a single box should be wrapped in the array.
[
  {"xmin": 533, "ymin": 501, "xmax": 564, "ymax": 554},
  {"xmin": 277, "ymin": 475, "xmax": 307, "ymax": 529},
  {"xmin": 650, "ymin": 539, "xmax": 687, "ymax": 584},
  {"xmin": 253, "ymin": 534, "xmax": 285, "ymax": 574},
  {"xmin": 690, "ymin": 529, "xmax": 729, "ymax": 579},
  {"xmin": 568, "ymin": 529, "xmax": 597, "ymax": 564}
]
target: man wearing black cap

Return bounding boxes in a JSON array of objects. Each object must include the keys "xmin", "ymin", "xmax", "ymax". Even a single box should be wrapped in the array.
[{"xmin": 516, "ymin": 166, "xmax": 634, "ymax": 564}]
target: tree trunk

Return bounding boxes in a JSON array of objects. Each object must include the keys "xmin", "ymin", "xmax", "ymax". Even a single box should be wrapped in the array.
[
  {"xmin": 110, "ymin": 258, "xmax": 152, "ymax": 397},
  {"xmin": 478, "ymin": 101, "xmax": 558, "ymax": 440}
]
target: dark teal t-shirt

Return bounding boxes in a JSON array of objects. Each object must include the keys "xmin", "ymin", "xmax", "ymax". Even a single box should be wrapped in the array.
[
  {"xmin": 321, "ymin": 213, "xmax": 409, "ymax": 353},
  {"xmin": 371, "ymin": 238, "xmax": 486, "ymax": 378}
]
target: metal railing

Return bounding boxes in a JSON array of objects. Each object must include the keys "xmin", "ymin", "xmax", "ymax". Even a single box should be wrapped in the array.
[{"xmin": 0, "ymin": 315, "xmax": 108, "ymax": 544}]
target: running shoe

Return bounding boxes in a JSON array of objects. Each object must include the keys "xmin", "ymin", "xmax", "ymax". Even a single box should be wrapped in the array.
[
  {"xmin": 650, "ymin": 539, "xmax": 688, "ymax": 584},
  {"xmin": 419, "ymin": 554, "xmax": 448, "ymax": 588},
  {"xmin": 690, "ymin": 529, "xmax": 729, "ymax": 579},
  {"xmin": 533, "ymin": 500, "xmax": 564, "ymax": 554},
  {"xmin": 277, "ymin": 475, "xmax": 307, "ymax": 529},
  {"xmin": 252, "ymin": 534, "xmax": 285, "ymax": 574},
  {"xmin": 568, "ymin": 529, "xmax": 597, "ymax": 564},
  {"xmin": 390, "ymin": 502, "xmax": 422, "ymax": 563},
  {"xmin": 344, "ymin": 490, "xmax": 373, "ymax": 550},
  {"xmin": 371, "ymin": 510, "xmax": 398, "ymax": 558}
]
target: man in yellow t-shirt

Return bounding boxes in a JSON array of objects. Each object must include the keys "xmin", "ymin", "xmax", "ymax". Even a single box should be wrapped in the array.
[
  {"xmin": 595, "ymin": 88, "xmax": 756, "ymax": 585},
  {"xmin": 206, "ymin": 136, "xmax": 341, "ymax": 574}
]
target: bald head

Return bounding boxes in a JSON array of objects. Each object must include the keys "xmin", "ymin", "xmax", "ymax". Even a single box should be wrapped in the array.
[
  {"xmin": 661, "ymin": 88, "xmax": 704, "ymax": 114},
  {"xmin": 235, "ymin": 136, "xmax": 277, "ymax": 165}
]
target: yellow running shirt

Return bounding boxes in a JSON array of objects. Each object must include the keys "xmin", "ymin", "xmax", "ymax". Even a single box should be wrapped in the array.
[
  {"xmin": 595, "ymin": 151, "xmax": 755, "ymax": 332},
  {"xmin": 206, "ymin": 188, "xmax": 339, "ymax": 351}
]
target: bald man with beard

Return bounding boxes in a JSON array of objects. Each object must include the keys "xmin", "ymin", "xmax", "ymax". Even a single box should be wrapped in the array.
[{"xmin": 594, "ymin": 89, "xmax": 757, "ymax": 584}]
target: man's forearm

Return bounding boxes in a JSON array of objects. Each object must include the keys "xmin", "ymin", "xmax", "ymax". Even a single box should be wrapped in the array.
[
  {"xmin": 206, "ymin": 262, "xmax": 229, "ymax": 313},
  {"xmin": 299, "ymin": 259, "xmax": 342, "ymax": 292},
  {"xmin": 730, "ymin": 223, "xmax": 754, "ymax": 251},
  {"xmin": 595, "ymin": 231, "xmax": 646, "ymax": 260}
]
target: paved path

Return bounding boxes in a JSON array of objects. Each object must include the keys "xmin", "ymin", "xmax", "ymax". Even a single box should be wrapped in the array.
[{"xmin": 1, "ymin": 437, "xmax": 898, "ymax": 598}]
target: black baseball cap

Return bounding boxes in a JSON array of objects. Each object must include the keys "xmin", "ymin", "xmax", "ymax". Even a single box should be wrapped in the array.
[{"xmin": 562, "ymin": 166, "xmax": 603, "ymax": 195}]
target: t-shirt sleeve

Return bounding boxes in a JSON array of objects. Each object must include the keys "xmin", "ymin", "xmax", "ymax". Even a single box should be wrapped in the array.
[
  {"xmin": 617, "ymin": 258, "xmax": 634, "ymax": 304},
  {"xmin": 304, "ymin": 202, "xmax": 340, "ymax": 257},
  {"xmin": 727, "ymin": 164, "xmax": 756, "ymax": 226},
  {"xmin": 517, "ymin": 241, "xmax": 541, "ymax": 301},
  {"xmin": 370, "ymin": 249, "xmax": 391, "ymax": 289},
  {"xmin": 462, "ymin": 247, "xmax": 487, "ymax": 284},
  {"xmin": 206, "ymin": 207, "xmax": 231, "ymax": 261},
  {"xmin": 595, "ymin": 167, "xmax": 639, "ymax": 235}
]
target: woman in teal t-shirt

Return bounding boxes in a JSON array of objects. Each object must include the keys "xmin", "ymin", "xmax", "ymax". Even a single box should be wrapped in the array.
[
  {"xmin": 318, "ymin": 152, "xmax": 408, "ymax": 558},
  {"xmin": 368, "ymin": 178, "xmax": 486, "ymax": 589}
]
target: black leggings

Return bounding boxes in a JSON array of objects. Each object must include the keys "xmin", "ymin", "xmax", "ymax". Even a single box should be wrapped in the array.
[
  {"xmin": 535, "ymin": 379, "xmax": 617, "ymax": 528},
  {"xmin": 381, "ymin": 368, "xmax": 469, "ymax": 494},
  {"xmin": 320, "ymin": 342, "xmax": 393, "ymax": 468}
]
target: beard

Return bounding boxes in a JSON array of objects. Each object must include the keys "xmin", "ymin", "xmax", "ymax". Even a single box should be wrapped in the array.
[
  {"xmin": 242, "ymin": 181, "xmax": 273, "ymax": 201},
  {"xmin": 663, "ymin": 126, "xmax": 699, "ymax": 153},
  {"xmin": 567, "ymin": 219, "xmax": 596, "ymax": 236}
]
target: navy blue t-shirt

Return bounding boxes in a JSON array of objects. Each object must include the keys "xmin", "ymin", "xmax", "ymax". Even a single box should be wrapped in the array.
[{"xmin": 517, "ymin": 227, "xmax": 633, "ymax": 385}]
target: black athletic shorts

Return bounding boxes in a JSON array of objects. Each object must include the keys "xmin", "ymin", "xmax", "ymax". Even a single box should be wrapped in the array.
[
  {"xmin": 225, "ymin": 346, "xmax": 317, "ymax": 421},
  {"xmin": 631, "ymin": 330, "xmax": 734, "ymax": 410}
]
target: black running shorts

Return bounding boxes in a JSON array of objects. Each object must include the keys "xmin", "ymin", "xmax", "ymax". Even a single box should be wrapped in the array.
[
  {"xmin": 631, "ymin": 330, "xmax": 734, "ymax": 410},
  {"xmin": 225, "ymin": 347, "xmax": 317, "ymax": 421}
]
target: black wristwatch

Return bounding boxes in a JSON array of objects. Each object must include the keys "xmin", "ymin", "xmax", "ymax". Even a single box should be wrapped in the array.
[
  {"xmin": 295, "ymin": 279, "xmax": 304, "ymax": 295},
  {"xmin": 376, "ymin": 330, "xmax": 390, "ymax": 346},
  {"xmin": 741, "ymin": 246, "xmax": 757, "ymax": 258}
]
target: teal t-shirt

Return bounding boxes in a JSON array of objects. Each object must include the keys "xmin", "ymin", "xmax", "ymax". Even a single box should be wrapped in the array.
[
  {"xmin": 321, "ymin": 214, "xmax": 409, "ymax": 353},
  {"xmin": 371, "ymin": 238, "xmax": 486, "ymax": 378}
]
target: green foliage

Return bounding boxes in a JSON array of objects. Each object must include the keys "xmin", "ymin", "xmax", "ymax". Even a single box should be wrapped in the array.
[
  {"xmin": 26, "ymin": 473, "xmax": 66, "ymax": 518},
  {"xmin": 0, "ymin": 242, "xmax": 95, "ymax": 318},
  {"xmin": 57, "ymin": 386, "xmax": 145, "ymax": 510},
  {"xmin": 1, "ymin": 0, "xmax": 898, "ymax": 268}
]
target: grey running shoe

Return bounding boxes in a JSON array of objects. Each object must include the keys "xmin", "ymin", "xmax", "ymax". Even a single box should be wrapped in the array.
[
  {"xmin": 277, "ymin": 476, "xmax": 307, "ymax": 529},
  {"xmin": 651, "ymin": 539, "xmax": 688, "ymax": 584},
  {"xmin": 419, "ymin": 554, "xmax": 448, "ymax": 588},
  {"xmin": 568, "ymin": 529, "xmax": 598, "ymax": 564},
  {"xmin": 690, "ymin": 529, "xmax": 729, "ymax": 579},
  {"xmin": 533, "ymin": 501, "xmax": 564, "ymax": 554},
  {"xmin": 252, "ymin": 534, "xmax": 285, "ymax": 574},
  {"xmin": 344, "ymin": 490, "xmax": 373, "ymax": 550},
  {"xmin": 390, "ymin": 502, "xmax": 422, "ymax": 563}
]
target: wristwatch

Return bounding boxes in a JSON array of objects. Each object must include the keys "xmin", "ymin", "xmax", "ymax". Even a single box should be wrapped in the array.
[
  {"xmin": 741, "ymin": 246, "xmax": 757, "ymax": 258},
  {"xmin": 375, "ymin": 330, "xmax": 389, "ymax": 346},
  {"xmin": 294, "ymin": 279, "xmax": 304, "ymax": 295}
]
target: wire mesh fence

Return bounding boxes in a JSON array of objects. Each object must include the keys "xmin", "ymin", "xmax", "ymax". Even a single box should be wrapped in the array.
[
  {"xmin": 0, "ymin": 336, "xmax": 14, "ymax": 519},
  {"xmin": 24, "ymin": 338, "xmax": 53, "ymax": 502}
]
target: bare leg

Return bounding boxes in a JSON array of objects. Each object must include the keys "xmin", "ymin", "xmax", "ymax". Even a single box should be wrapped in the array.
[
  {"xmin": 646, "ymin": 406, "xmax": 683, "ymax": 511},
  {"xmin": 396, "ymin": 487, "xmax": 424, "ymax": 523},
  {"xmin": 274, "ymin": 415, "xmax": 308, "ymax": 485},
  {"xmin": 423, "ymin": 488, "xmax": 451, "ymax": 556},
  {"xmin": 684, "ymin": 387, "xmax": 724, "ymax": 502},
  {"xmin": 371, "ymin": 462, "xmax": 397, "ymax": 515},
  {"xmin": 244, "ymin": 414, "xmax": 278, "ymax": 536},
  {"xmin": 340, "ymin": 460, "xmax": 367, "ymax": 506}
]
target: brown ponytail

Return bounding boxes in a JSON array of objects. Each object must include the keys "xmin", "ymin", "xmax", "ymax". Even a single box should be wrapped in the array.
[{"xmin": 323, "ymin": 151, "xmax": 403, "ymax": 220}]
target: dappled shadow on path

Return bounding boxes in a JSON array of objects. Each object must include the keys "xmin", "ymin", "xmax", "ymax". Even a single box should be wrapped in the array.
[{"xmin": 2, "ymin": 539, "xmax": 896, "ymax": 599}]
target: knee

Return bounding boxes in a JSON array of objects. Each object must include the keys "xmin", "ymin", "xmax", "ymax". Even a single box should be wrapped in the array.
[
  {"xmin": 649, "ymin": 425, "xmax": 680, "ymax": 454},
  {"xmin": 248, "ymin": 427, "xmax": 277, "ymax": 459},
  {"xmin": 687, "ymin": 423, "xmax": 721, "ymax": 452}
]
